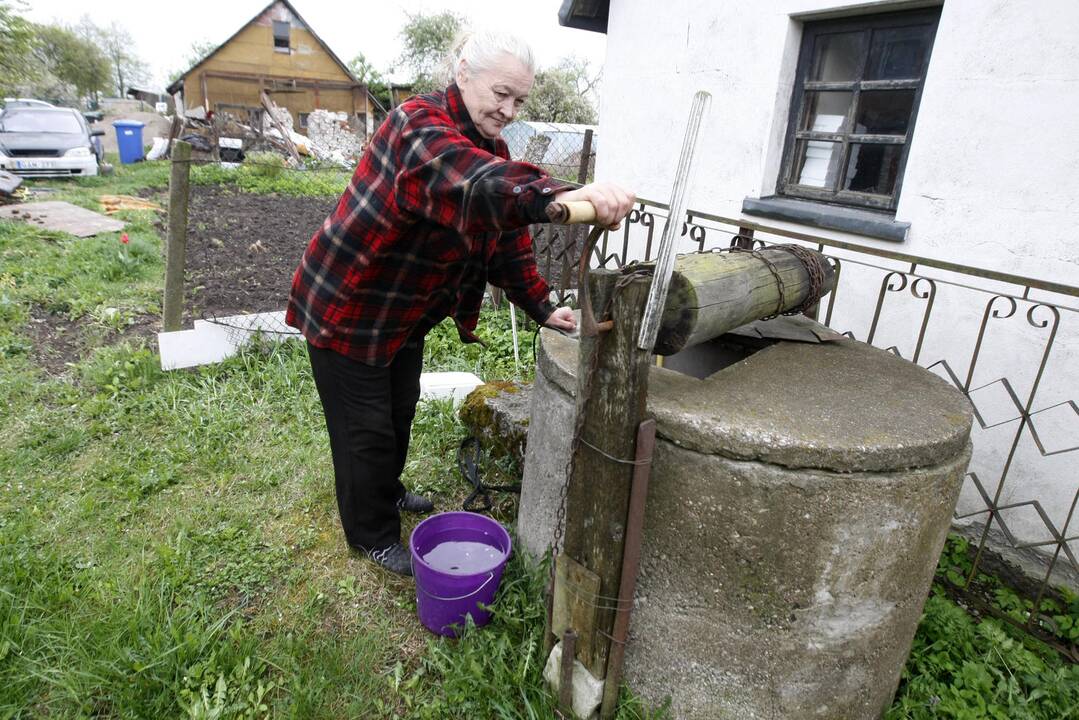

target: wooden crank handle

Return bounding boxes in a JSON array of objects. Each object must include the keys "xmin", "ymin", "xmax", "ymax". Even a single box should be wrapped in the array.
[{"xmin": 545, "ymin": 200, "xmax": 598, "ymax": 225}]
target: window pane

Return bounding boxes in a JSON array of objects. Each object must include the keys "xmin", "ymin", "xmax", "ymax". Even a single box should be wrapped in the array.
[
  {"xmin": 844, "ymin": 143, "xmax": 902, "ymax": 195},
  {"xmin": 854, "ymin": 90, "xmax": 915, "ymax": 134},
  {"xmin": 810, "ymin": 32, "xmax": 864, "ymax": 81},
  {"xmin": 794, "ymin": 140, "xmax": 841, "ymax": 188},
  {"xmin": 866, "ymin": 25, "xmax": 932, "ymax": 80},
  {"xmin": 802, "ymin": 91, "xmax": 852, "ymax": 132},
  {"xmin": 273, "ymin": 20, "xmax": 290, "ymax": 39}
]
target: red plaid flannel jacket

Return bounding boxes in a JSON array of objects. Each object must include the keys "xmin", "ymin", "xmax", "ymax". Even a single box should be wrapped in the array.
[{"xmin": 286, "ymin": 83, "xmax": 569, "ymax": 365}]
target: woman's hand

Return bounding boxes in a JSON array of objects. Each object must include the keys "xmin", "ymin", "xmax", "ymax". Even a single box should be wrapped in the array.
[
  {"xmin": 553, "ymin": 182, "xmax": 636, "ymax": 230},
  {"xmin": 544, "ymin": 306, "xmax": 577, "ymax": 333}
]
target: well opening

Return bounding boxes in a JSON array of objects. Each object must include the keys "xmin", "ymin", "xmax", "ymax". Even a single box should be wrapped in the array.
[{"xmin": 660, "ymin": 333, "xmax": 778, "ymax": 380}]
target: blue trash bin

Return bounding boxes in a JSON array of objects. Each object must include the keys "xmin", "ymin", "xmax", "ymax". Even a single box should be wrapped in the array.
[{"xmin": 112, "ymin": 120, "xmax": 145, "ymax": 164}]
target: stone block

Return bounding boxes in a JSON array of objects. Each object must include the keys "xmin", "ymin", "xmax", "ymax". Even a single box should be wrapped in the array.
[
  {"xmin": 458, "ymin": 381, "xmax": 533, "ymax": 466},
  {"xmin": 543, "ymin": 641, "xmax": 604, "ymax": 720}
]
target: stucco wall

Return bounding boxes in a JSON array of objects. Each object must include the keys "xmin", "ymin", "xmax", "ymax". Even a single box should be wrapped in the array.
[{"xmin": 597, "ymin": 0, "xmax": 1078, "ymax": 576}]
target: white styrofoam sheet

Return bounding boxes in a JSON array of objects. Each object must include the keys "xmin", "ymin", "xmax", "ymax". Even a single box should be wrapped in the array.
[
  {"xmin": 160, "ymin": 313, "xmax": 486, "ymax": 405},
  {"xmin": 420, "ymin": 372, "xmax": 484, "ymax": 403}
]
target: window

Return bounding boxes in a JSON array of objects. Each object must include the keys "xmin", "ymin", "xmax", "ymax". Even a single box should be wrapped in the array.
[
  {"xmin": 273, "ymin": 20, "xmax": 290, "ymax": 52},
  {"xmin": 778, "ymin": 8, "xmax": 940, "ymax": 211}
]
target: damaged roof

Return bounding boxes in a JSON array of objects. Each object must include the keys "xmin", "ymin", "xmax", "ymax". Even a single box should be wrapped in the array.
[{"xmin": 166, "ymin": 0, "xmax": 359, "ymax": 95}]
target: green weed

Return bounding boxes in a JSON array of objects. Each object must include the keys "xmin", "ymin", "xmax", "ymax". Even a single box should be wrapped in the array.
[
  {"xmin": 191, "ymin": 162, "xmax": 350, "ymax": 197},
  {"xmin": 887, "ymin": 593, "xmax": 1079, "ymax": 719}
]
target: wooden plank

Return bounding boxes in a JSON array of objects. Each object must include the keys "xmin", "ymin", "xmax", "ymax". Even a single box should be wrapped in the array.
[
  {"xmin": 203, "ymin": 70, "xmax": 360, "ymax": 91},
  {"xmin": 260, "ymin": 91, "xmax": 302, "ymax": 162},
  {"xmin": 552, "ymin": 553, "xmax": 601, "ymax": 666},
  {"xmin": 0, "ymin": 201, "xmax": 124, "ymax": 237}
]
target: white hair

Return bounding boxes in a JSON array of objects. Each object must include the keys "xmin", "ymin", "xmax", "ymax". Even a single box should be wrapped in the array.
[{"xmin": 447, "ymin": 29, "xmax": 535, "ymax": 83}]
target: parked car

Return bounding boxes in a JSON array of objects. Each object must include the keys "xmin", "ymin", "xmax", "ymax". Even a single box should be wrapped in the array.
[
  {"xmin": 1, "ymin": 98, "xmax": 56, "ymax": 111},
  {"xmin": 0, "ymin": 107, "xmax": 104, "ymax": 177}
]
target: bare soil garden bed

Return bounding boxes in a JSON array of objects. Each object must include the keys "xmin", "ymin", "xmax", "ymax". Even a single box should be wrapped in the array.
[{"xmin": 184, "ymin": 185, "xmax": 336, "ymax": 320}]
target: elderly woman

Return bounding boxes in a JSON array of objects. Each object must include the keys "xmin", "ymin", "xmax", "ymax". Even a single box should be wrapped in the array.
[{"xmin": 286, "ymin": 30, "xmax": 635, "ymax": 575}]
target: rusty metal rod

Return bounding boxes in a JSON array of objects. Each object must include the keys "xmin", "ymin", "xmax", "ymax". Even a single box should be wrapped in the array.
[
  {"xmin": 599, "ymin": 418, "xmax": 657, "ymax": 718},
  {"xmin": 560, "ymin": 629, "xmax": 578, "ymax": 713}
]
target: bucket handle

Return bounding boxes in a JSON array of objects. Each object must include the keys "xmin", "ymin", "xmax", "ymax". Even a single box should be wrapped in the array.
[{"xmin": 414, "ymin": 571, "xmax": 496, "ymax": 602}]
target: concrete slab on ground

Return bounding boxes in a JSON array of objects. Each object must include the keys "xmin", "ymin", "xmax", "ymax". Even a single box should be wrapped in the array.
[{"xmin": 0, "ymin": 201, "xmax": 125, "ymax": 237}]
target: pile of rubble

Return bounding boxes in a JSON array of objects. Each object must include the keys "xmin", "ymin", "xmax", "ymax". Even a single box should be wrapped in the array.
[
  {"xmin": 155, "ymin": 92, "xmax": 364, "ymax": 168},
  {"xmin": 306, "ymin": 110, "xmax": 363, "ymax": 166}
]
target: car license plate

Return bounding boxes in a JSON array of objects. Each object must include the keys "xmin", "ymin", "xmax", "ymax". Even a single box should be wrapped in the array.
[{"xmin": 15, "ymin": 160, "xmax": 48, "ymax": 170}]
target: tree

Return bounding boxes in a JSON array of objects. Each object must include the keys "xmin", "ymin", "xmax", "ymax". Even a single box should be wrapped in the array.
[
  {"xmin": 168, "ymin": 39, "xmax": 218, "ymax": 83},
  {"xmin": 33, "ymin": 24, "xmax": 111, "ymax": 103},
  {"xmin": 75, "ymin": 18, "xmax": 148, "ymax": 97},
  {"xmin": 397, "ymin": 11, "xmax": 466, "ymax": 94},
  {"xmin": 349, "ymin": 51, "xmax": 391, "ymax": 112},
  {"xmin": 0, "ymin": 1, "xmax": 37, "ymax": 97},
  {"xmin": 519, "ymin": 58, "xmax": 600, "ymax": 124}
]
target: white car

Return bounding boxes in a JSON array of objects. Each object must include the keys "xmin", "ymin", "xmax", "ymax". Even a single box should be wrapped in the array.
[
  {"xmin": 0, "ymin": 107, "xmax": 104, "ymax": 178},
  {"xmin": 1, "ymin": 98, "xmax": 56, "ymax": 111}
]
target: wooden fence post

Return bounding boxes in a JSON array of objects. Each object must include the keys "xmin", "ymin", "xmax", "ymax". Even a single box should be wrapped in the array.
[{"xmin": 163, "ymin": 140, "xmax": 191, "ymax": 331}]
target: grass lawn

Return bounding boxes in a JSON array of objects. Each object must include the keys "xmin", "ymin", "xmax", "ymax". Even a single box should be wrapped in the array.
[{"xmin": 1, "ymin": 159, "xmax": 1075, "ymax": 719}]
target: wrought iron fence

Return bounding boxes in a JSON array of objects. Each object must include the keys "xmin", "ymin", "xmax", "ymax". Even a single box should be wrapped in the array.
[{"xmin": 532, "ymin": 198, "xmax": 1079, "ymax": 645}]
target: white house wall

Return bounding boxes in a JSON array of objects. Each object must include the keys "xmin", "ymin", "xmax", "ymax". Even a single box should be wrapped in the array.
[{"xmin": 597, "ymin": 0, "xmax": 1079, "ymax": 577}]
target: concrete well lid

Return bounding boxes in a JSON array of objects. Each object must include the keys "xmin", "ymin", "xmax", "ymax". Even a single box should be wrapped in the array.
[{"xmin": 538, "ymin": 330, "xmax": 972, "ymax": 473}]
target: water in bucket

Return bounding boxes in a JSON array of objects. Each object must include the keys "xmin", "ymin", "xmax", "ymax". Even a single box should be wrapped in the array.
[
  {"xmin": 422, "ymin": 539, "xmax": 504, "ymax": 574},
  {"xmin": 410, "ymin": 512, "xmax": 512, "ymax": 637}
]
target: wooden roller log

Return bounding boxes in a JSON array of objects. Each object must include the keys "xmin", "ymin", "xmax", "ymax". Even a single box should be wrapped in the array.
[{"xmin": 653, "ymin": 248, "xmax": 835, "ymax": 356}]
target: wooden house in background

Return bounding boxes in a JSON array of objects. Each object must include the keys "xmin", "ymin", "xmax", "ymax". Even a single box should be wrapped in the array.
[{"xmin": 166, "ymin": 0, "xmax": 369, "ymax": 135}]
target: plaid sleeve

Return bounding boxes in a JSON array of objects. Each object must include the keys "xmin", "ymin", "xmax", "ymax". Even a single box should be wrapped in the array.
[
  {"xmin": 487, "ymin": 227, "xmax": 556, "ymax": 324},
  {"xmin": 393, "ymin": 107, "xmax": 568, "ymax": 234}
]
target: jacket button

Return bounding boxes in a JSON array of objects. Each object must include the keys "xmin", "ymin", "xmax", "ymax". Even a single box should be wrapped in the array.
[{"xmin": 513, "ymin": 186, "xmax": 522, "ymax": 194}]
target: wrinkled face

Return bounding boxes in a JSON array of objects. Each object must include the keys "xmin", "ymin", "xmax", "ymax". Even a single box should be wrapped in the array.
[{"xmin": 456, "ymin": 54, "xmax": 533, "ymax": 139}]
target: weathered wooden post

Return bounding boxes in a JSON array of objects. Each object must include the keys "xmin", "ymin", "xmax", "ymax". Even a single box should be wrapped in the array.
[
  {"xmin": 547, "ymin": 265, "xmax": 653, "ymax": 719},
  {"xmin": 162, "ymin": 140, "xmax": 191, "ymax": 331}
]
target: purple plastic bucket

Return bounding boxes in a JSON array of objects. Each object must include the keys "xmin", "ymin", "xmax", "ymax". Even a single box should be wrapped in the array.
[{"xmin": 410, "ymin": 511, "xmax": 513, "ymax": 637}]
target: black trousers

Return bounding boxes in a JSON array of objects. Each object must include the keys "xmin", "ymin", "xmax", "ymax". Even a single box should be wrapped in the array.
[{"xmin": 306, "ymin": 341, "xmax": 424, "ymax": 551}]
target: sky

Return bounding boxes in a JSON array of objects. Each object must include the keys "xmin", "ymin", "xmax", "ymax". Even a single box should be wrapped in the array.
[{"xmin": 22, "ymin": 0, "xmax": 608, "ymax": 90}]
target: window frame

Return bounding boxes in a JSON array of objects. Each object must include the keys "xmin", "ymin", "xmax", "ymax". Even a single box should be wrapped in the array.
[
  {"xmin": 777, "ymin": 8, "xmax": 941, "ymax": 212},
  {"xmin": 272, "ymin": 20, "xmax": 291, "ymax": 52}
]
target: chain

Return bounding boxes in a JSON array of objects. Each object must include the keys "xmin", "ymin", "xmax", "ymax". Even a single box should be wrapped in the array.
[
  {"xmin": 772, "ymin": 243, "xmax": 827, "ymax": 316},
  {"xmin": 728, "ymin": 242, "xmax": 829, "ymax": 319}
]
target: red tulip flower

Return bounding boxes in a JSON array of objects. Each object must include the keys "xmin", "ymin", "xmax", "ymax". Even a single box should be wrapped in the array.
[{"xmin": 121, "ymin": 233, "xmax": 130, "ymax": 244}]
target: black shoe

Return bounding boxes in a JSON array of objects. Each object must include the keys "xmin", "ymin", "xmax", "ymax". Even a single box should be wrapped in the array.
[
  {"xmin": 368, "ymin": 542, "xmax": 413, "ymax": 576},
  {"xmin": 397, "ymin": 491, "xmax": 434, "ymax": 514}
]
